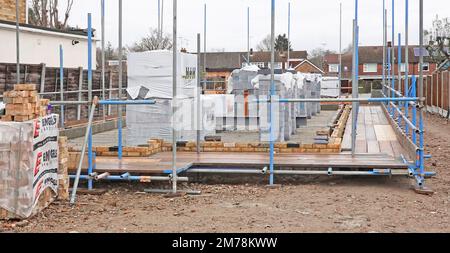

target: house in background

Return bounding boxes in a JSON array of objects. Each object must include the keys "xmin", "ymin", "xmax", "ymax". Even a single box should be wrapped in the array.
[
  {"xmin": 323, "ymin": 46, "xmax": 437, "ymax": 94},
  {"xmin": 293, "ymin": 59, "xmax": 324, "ymax": 74},
  {"xmin": 0, "ymin": 0, "xmax": 97, "ymax": 69},
  {"xmin": 198, "ymin": 50, "xmax": 313, "ymax": 93}
]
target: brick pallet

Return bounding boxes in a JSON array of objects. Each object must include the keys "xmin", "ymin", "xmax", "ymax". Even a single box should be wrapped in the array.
[
  {"xmin": 0, "ymin": 114, "xmax": 60, "ymax": 220},
  {"xmin": 1, "ymin": 84, "xmax": 49, "ymax": 122}
]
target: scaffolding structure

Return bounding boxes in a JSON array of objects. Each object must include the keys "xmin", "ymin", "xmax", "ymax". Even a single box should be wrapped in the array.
[{"xmin": 6, "ymin": 0, "xmax": 434, "ymax": 203}]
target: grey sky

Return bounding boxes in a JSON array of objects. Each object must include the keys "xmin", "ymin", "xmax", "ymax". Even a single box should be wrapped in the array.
[{"xmin": 63, "ymin": 0, "xmax": 449, "ymax": 53}]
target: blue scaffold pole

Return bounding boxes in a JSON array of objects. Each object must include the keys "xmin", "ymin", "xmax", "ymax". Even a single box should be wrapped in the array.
[
  {"xmin": 397, "ymin": 33, "xmax": 402, "ymax": 128},
  {"xmin": 87, "ymin": 13, "xmax": 93, "ymax": 190}
]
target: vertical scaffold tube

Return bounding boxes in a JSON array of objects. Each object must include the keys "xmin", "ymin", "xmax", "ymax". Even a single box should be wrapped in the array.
[
  {"xmin": 87, "ymin": 13, "xmax": 93, "ymax": 190},
  {"xmin": 404, "ymin": 0, "xmax": 409, "ymax": 134},
  {"xmin": 391, "ymin": 0, "xmax": 395, "ymax": 117},
  {"xmin": 269, "ymin": 0, "xmax": 276, "ymax": 185},
  {"xmin": 418, "ymin": 0, "xmax": 425, "ymax": 186},
  {"xmin": 172, "ymin": 0, "xmax": 178, "ymax": 193},
  {"xmin": 118, "ymin": 0, "xmax": 123, "ymax": 160},
  {"xmin": 397, "ymin": 33, "xmax": 402, "ymax": 127},
  {"xmin": 59, "ymin": 45, "xmax": 65, "ymax": 129}
]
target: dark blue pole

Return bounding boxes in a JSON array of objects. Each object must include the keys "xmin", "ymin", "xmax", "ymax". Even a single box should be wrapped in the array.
[
  {"xmin": 411, "ymin": 75, "xmax": 417, "ymax": 145},
  {"xmin": 391, "ymin": 0, "xmax": 395, "ymax": 117},
  {"xmin": 397, "ymin": 33, "xmax": 402, "ymax": 127},
  {"xmin": 87, "ymin": 13, "xmax": 93, "ymax": 190}
]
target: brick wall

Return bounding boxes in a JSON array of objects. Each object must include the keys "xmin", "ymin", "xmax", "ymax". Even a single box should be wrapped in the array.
[{"xmin": 0, "ymin": 0, "xmax": 26, "ymax": 23}]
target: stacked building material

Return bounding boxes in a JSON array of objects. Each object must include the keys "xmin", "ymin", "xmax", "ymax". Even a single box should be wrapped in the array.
[
  {"xmin": 58, "ymin": 136, "xmax": 69, "ymax": 200},
  {"xmin": 253, "ymin": 72, "xmax": 294, "ymax": 142},
  {"xmin": 146, "ymin": 139, "xmax": 341, "ymax": 154},
  {"xmin": 67, "ymin": 151, "xmax": 95, "ymax": 171},
  {"xmin": 126, "ymin": 51, "xmax": 216, "ymax": 145},
  {"xmin": 0, "ymin": 114, "xmax": 59, "ymax": 220},
  {"xmin": 1, "ymin": 84, "xmax": 49, "ymax": 122},
  {"xmin": 292, "ymin": 73, "xmax": 308, "ymax": 128}
]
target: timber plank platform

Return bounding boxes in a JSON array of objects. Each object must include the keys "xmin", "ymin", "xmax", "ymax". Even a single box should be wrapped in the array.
[
  {"xmin": 69, "ymin": 105, "xmax": 410, "ymax": 175},
  {"xmin": 342, "ymin": 105, "xmax": 411, "ymax": 160},
  {"xmin": 70, "ymin": 152, "xmax": 408, "ymax": 174}
]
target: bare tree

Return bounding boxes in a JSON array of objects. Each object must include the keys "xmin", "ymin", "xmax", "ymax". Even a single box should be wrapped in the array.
[
  {"xmin": 257, "ymin": 34, "xmax": 293, "ymax": 52},
  {"xmin": 29, "ymin": 0, "xmax": 74, "ymax": 29},
  {"xmin": 308, "ymin": 47, "xmax": 337, "ymax": 70},
  {"xmin": 128, "ymin": 28, "xmax": 173, "ymax": 52},
  {"xmin": 425, "ymin": 15, "xmax": 450, "ymax": 69},
  {"xmin": 256, "ymin": 35, "xmax": 272, "ymax": 51}
]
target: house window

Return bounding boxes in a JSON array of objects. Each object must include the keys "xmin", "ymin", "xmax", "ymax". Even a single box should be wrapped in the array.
[
  {"xmin": 400, "ymin": 63, "xmax": 408, "ymax": 73},
  {"xmin": 328, "ymin": 64, "xmax": 339, "ymax": 73},
  {"xmin": 418, "ymin": 62, "xmax": 430, "ymax": 72},
  {"xmin": 254, "ymin": 62, "xmax": 265, "ymax": 68},
  {"xmin": 363, "ymin": 63, "xmax": 377, "ymax": 73},
  {"xmin": 268, "ymin": 62, "xmax": 282, "ymax": 69}
]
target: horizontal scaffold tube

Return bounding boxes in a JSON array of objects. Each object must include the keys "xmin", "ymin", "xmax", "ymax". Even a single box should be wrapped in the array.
[
  {"xmin": 69, "ymin": 174, "xmax": 189, "ymax": 182},
  {"xmin": 187, "ymin": 168, "xmax": 408, "ymax": 176},
  {"xmin": 39, "ymin": 88, "xmax": 125, "ymax": 96},
  {"xmin": 254, "ymin": 97, "xmax": 419, "ymax": 103},
  {"xmin": 98, "ymin": 100, "xmax": 156, "ymax": 105},
  {"xmin": 277, "ymin": 97, "xmax": 419, "ymax": 103},
  {"xmin": 381, "ymin": 89, "xmax": 418, "ymax": 107},
  {"xmin": 50, "ymin": 101, "xmax": 90, "ymax": 105},
  {"xmin": 388, "ymin": 101, "xmax": 420, "ymax": 133}
]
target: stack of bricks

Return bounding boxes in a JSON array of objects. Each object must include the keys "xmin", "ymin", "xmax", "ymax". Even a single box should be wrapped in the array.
[
  {"xmin": 57, "ymin": 137, "xmax": 70, "ymax": 200},
  {"xmin": 67, "ymin": 151, "xmax": 95, "ymax": 172},
  {"xmin": 330, "ymin": 105, "xmax": 351, "ymax": 140},
  {"xmin": 153, "ymin": 139, "xmax": 341, "ymax": 154},
  {"xmin": 0, "ymin": 120, "xmax": 56, "ymax": 220},
  {"xmin": 1, "ymin": 84, "xmax": 49, "ymax": 122}
]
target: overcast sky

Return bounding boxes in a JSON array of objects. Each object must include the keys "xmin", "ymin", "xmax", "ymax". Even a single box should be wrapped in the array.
[{"xmin": 62, "ymin": 0, "xmax": 449, "ymax": 53}]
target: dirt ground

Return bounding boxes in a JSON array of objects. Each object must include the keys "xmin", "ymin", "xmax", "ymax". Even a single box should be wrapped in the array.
[{"xmin": 1, "ymin": 113, "xmax": 449, "ymax": 233}]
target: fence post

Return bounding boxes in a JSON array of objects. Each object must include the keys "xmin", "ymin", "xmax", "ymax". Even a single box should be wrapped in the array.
[
  {"xmin": 77, "ymin": 67, "xmax": 83, "ymax": 121},
  {"xmin": 441, "ymin": 71, "xmax": 444, "ymax": 117},
  {"xmin": 108, "ymin": 71, "xmax": 113, "ymax": 116},
  {"xmin": 40, "ymin": 63, "xmax": 46, "ymax": 94},
  {"xmin": 431, "ymin": 75, "xmax": 434, "ymax": 113}
]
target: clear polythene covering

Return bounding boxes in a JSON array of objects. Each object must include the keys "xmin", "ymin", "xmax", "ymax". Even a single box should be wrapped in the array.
[
  {"xmin": 125, "ymin": 50, "xmax": 217, "ymax": 145},
  {"xmin": 0, "ymin": 114, "xmax": 59, "ymax": 219}
]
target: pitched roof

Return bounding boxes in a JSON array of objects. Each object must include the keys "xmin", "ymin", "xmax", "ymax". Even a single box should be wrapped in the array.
[
  {"xmin": 0, "ymin": 19, "xmax": 93, "ymax": 37},
  {"xmin": 197, "ymin": 51, "xmax": 308, "ymax": 71},
  {"xmin": 324, "ymin": 54, "xmax": 340, "ymax": 64},
  {"xmin": 355, "ymin": 46, "xmax": 431, "ymax": 64},
  {"xmin": 324, "ymin": 46, "xmax": 433, "ymax": 65},
  {"xmin": 294, "ymin": 59, "xmax": 324, "ymax": 74},
  {"xmin": 250, "ymin": 51, "xmax": 308, "ymax": 63},
  {"xmin": 198, "ymin": 52, "xmax": 245, "ymax": 71}
]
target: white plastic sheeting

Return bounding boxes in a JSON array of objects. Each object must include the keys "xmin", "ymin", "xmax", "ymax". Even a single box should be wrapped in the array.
[
  {"xmin": 321, "ymin": 77, "xmax": 340, "ymax": 98},
  {"xmin": 252, "ymin": 72, "xmax": 294, "ymax": 142},
  {"xmin": 0, "ymin": 115, "xmax": 59, "ymax": 218},
  {"xmin": 126, "ymin": 51, "xmax": 215, "ymax": 145},
  {"xmin": 228, "ymin": 66, "xmax": 260, "ymax": 94}
]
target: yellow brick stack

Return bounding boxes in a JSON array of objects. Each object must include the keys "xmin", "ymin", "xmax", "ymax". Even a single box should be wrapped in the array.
[
  {"xmin": 1, "ymin": 84, "xmax": 49, "ymax": 122},
  {"xmin": 58, "ymin": 136, "xmax": 70, "ymax": 200}
]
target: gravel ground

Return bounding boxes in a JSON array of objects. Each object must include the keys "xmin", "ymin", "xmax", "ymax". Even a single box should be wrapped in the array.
[{"xmin": 1, "ymin": 113, "xmax": 449, "ymax": 233}]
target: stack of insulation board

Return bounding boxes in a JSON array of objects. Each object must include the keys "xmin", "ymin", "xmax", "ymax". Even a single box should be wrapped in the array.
[
  {"xmin": 0, "ymin": 114, "xmax": 59, "ymax": 220},
  {"xmin": 292, "ymin": 73, "xmax": 308, "ymax": 128},
  {"xmin": 126, "ymin": 50, "xmax": 215, "ymax": 145},
  {"xmin": 252, "ymin": 72, "xmax": 294, "ymax": 142},
  {"xmin": 1, "ymin": 84, "xmax": 49, "ymax": 122}
]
